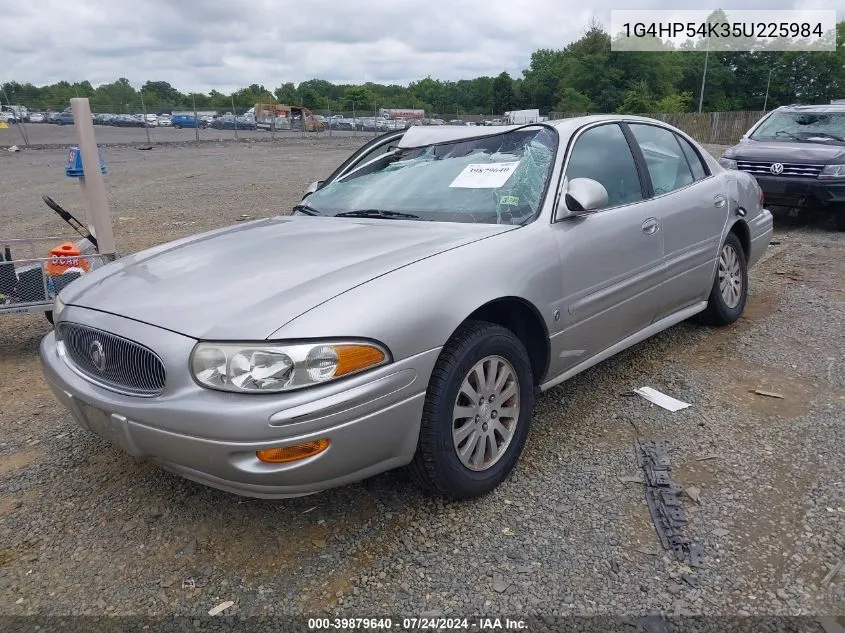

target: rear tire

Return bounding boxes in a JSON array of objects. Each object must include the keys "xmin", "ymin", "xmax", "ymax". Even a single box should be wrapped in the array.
[
  {"xmin": 697, "ymin": 232, "xmax": 748, "ymax": 326},
  {"xmin": 835, "ymin": 213, "xmax": 845, "ymax": 232},
  {"xmin": 407, "ymin": 320, "xmax": 534, "ymax": 499}
]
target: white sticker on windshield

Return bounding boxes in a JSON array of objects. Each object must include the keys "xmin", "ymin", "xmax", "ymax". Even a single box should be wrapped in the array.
[{"xmin": 449, "ymin": 162, "xmax": 519, "ymax": 189}]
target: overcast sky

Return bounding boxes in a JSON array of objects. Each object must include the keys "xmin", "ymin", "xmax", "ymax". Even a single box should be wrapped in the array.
[{"xmin": 2, "ymin": 0, "xmax": 840, "ymax": 93}]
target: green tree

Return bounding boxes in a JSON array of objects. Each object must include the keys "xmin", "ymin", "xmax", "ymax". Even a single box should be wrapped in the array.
[
  {"xmin": 341, "ymin": 86, "xmax": 374, "ymax": 110},
  {"xmin": 273, "ymin": 82, "xmax": 298, "ymax": 104},
  {"xmin": 618, "ymin": 80, "xmax": 656, "ymax": 113},
  {"xmin": 5, "ymin": 19, "xmax": 845, "ymax": 118},
  {"xmin": 491, "ymin": 72, "xmax": 514, "ymax": 113},
  {"xmin": 655, "ymin": 91, "xmax": 693, "ymax": 112},
  {"xmin": 555, "ymin": 87, "xmax": 594, "ymax": 113}
]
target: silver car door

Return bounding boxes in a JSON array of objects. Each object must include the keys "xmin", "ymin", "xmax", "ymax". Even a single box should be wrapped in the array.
[
  {"xmin": 625, "ymin": 123, "xmax": 729, "ymax": 317},
  {"xmin": 547, "ymin": 122, "xmax": 664, "ymax": 376}
]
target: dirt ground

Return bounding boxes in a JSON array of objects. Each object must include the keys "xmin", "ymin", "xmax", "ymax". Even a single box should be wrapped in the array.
[{"xmin": 0, "ymin": 139, "xmax": 843, "ymax": 621}]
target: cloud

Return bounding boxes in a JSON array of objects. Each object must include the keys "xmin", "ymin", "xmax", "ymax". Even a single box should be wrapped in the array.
[{"xmin": 2, "ymin": 0, "xmax": 841, "ymax": 93}]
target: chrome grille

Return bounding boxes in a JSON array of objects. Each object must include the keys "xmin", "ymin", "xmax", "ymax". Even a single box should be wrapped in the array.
[
  {"xmin": 736, "ymin": 161, "xmax": 824, "ymax": 177},
  {"xmin": 56, "ymin": 322, "xmax": 166, "ymax": 396}
]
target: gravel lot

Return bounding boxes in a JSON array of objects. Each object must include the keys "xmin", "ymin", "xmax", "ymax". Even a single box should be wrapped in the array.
[{"xmin": 0, "ymin": 139, "xmax": 843, "ymax": 622}]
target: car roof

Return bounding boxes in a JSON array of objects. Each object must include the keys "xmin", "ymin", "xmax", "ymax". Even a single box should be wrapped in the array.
[
  {"xmin": 774, "ymin": 104, "xmax": 845, "ymax": 113},
  {"xmin": 396, "ymin": 114, "xmax": 675, "ymax": 148}
]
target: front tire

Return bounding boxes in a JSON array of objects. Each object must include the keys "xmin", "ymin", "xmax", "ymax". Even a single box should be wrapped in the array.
[
  {"xmin": 697, "ymin": 232, "xmax": 748, "ymax": 326},
  {"xmin": 407, "ymin": 320, "xmax": 534, "ymax": 499}
]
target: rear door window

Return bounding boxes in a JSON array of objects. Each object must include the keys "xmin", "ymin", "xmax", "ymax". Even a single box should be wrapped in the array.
[{"xmin": 628, "ymin": 124, "xmax": 695, "ymax": 196}]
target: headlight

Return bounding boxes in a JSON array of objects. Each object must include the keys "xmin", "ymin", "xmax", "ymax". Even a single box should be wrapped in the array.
[
  {"xmin": 53, "ymin": 295, "xmax": 66, "ymax": 321},
  {"xmin": 190, "ymin": 340, "xmax": 390, "ymax": 393},
  {"xmin": 819, "ymin": 164, "xmax": 845, "ymax": 179},
  {"xmin": 719, "ymin": 157, "xmax": 737, "ymax": 170}
]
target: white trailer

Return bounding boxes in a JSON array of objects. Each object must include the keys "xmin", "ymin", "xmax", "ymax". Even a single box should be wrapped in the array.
[{"xmin": 504, "ymin": 109, "xmax": 541, "ymax": 124}]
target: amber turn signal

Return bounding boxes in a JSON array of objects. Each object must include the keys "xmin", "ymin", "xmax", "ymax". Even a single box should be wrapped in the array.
[
  {"xmin": 334, "ymin": 344, "xmax": 386, "ymax": 377},
  {"xmin": 256, "ymin": 438, "xmax": 330, "ymax": 464}
]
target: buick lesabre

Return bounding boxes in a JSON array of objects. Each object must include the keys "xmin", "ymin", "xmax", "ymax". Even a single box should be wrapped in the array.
[{"xmin": 40, "ymin": 116, "xmax": 773, "ymax": 499}]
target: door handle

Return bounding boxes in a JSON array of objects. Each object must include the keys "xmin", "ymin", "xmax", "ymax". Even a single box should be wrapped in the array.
[
  {"xmin": 641, "ymin": 218, "xmax": 660, "ymax": 235},
  {"xmin": 714, "ymin": 194, "xmax": 727, "ymax": 208}
]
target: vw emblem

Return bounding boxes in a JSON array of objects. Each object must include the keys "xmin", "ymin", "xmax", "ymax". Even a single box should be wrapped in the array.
[
  {"xmin": 770, "ymin": 162, "xmax": 784, "ymax": 175},
  {"xmin": 89, "ymin": 340, "xmax": 106, "ymax": 372}
]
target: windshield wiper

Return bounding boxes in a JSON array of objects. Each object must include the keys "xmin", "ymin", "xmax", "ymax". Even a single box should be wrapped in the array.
[
  {"xmin": 774, "ymin": 130, "xmax": 802, "ymax": 141},
  {"xmin": 802, "ymin": 131, "xmax": 845, "ymax": 142},
  {"xmin": 334, "ymin": 209, "xmax": 421, "ymax": 220},
  {"xmin": 291, "ymin": 202, "xmax": 322, "ymax": 216}
]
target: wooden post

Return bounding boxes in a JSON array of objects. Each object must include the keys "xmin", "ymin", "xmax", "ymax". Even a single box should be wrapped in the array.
[{"xmin": 70, "ymin": 98, "xmax": 116, "ymax": 256}]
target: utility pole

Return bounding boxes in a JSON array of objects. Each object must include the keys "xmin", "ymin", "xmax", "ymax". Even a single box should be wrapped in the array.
[
  {"xmin": 698, "ymin": 35, "xmax": 710, "ymax": 113},
  {"xmin": 192, "ymin": 94, "xmax": 199, "ymax": 146},
  {"xmin": 763, "ymin": 67, "xmax": 772, "ymax": 111},
  {"xmin": 140, "ymin": 91, "xmax": 151, "ymax": 144}
]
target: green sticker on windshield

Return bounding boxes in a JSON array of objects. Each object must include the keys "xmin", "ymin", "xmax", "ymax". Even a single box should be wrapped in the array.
[{"xmin": 500, "ymin": 195, "xmax": 519, "ymax": 206}]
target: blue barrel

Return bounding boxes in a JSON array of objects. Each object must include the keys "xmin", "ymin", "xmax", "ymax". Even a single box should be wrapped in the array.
[{"xmin": 65, "ymin": 146, "xmax": 107, "ymax": 178}]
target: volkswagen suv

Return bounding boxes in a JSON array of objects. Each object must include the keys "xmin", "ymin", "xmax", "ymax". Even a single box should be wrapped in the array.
[{"xmin": 719, "ymin": 104, "xmax": 845, "ymax": 230}]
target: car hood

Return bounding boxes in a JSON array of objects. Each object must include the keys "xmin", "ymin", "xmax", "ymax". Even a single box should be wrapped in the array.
[
  {"xmin": 62, "ymin": 216, "xmax": 516, "ymax": 340},
  {"xmin": 726, "ymin": 139, "xmax": 845, "ymax": 163}
]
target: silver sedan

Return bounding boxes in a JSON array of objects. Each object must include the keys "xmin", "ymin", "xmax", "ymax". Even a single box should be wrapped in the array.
[{"xmin": 40, "ymin": 115, "xmax": 773, "ymax": 500}]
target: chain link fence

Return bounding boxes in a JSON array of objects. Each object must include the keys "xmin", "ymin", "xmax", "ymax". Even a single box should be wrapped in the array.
[{"xmin": 3, "ymin": 101, "xmax": 767, "ymax": 148}]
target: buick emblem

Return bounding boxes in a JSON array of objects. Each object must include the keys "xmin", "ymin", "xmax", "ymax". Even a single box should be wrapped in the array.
[
  {"xmin": 770, "ymin": 162, "xmax": 784, "ymax": 175},
  {"xmin": 89, "ymin": 340, "xmax": 106, "ymax": 372}
]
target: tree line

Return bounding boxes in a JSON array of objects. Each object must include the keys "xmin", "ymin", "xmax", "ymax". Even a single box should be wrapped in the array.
[{"xmin": 3, "ymin": 19, "xmax": 843, "ymax": 116}]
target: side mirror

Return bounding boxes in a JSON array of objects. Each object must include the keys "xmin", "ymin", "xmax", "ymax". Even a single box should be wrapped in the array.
[
  {"xmin": 303, "ymin": 180, "xmax": 323, "ymax": 198},
  {"xmin": 557, "ymin": 178, "xmax": 609, "ymax": 219}
]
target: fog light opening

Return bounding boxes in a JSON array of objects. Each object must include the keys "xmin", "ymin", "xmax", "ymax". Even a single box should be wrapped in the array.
[{"xmin": 256, "ymin": 438, "xmax": 330, "ymax": 464}]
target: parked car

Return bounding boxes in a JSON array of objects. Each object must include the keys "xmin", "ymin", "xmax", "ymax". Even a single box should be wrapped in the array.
[
  {"xmin": 40, "ymin": 116, "xmax": 772, "ymax": 501},
  {"xmin": 329, "ymin": 117, "xmax": 355, "ymax": 131},
  {"xmin": 171, "ymin": 114, "xmax": 207, "ymax": 129},
  {"xmin": 109, "ymin": 114, "xmax": 144, "ymax": 127},
  {"xmin": 210, "ymin": 115, "xmax": 257, "ymax": 130},
  {"xmin": 28, "ymin": 112, "xmax": 46, "ymax": 123},
  {"xmin": 94, "ymin": 113, "xmax": 117, "ymax": 125},
  {"xmin": 52, "ymin": 112, "xmax": 75, "ymax": 125},
  {"xmin": 156, "ymin": 115, "xmax": 172, "ymax": 127},
  {"xmin": 719, "ymin": 103, "xmax": 845, "ymax": 230},
  {"xmin": 356, "ymin": 117, "xmax": 386, "ymax": 132}
]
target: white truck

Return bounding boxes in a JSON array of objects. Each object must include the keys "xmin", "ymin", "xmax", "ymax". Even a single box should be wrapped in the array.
[
  {"xmin": 379, "ymin": 108, "xmax": 425, "ymax": 121},
  {"xmin": 504, "ymin": 109, "xmax": 541, "ymax": 124}
]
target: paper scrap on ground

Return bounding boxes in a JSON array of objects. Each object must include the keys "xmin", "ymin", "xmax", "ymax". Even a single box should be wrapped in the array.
[
  {"xmin": 752, "ymin": 389, "xmax": 784, "ymax": 399},
  {"xmin": 633, "ymin": 387, "xmax": 691, "ymax": 412},
  {"xmin": 449, "ymin": 162, "xmax": 519, "ymax": 188},
  {"xmin": 208, "ymin": 601, "xmax": 234, "ymax": 616}
]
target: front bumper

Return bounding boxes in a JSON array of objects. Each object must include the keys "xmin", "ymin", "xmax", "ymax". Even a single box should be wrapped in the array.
[
  {"xmin": 39, "ymin": 308, "xmax": 437, "ymax": 498},
  {"xmin": 749, "ymin": 173, "xmax": 845, "ymax": 209}
]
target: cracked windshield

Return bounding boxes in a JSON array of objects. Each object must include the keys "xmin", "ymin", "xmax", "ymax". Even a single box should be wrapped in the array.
[
  {"xmin": 750, "ymin": 111, "xmax": 845, "ymax": 143},
  {"xmin": 303, "ymin": 127, "xmax": 557, "ymax": 224}
]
